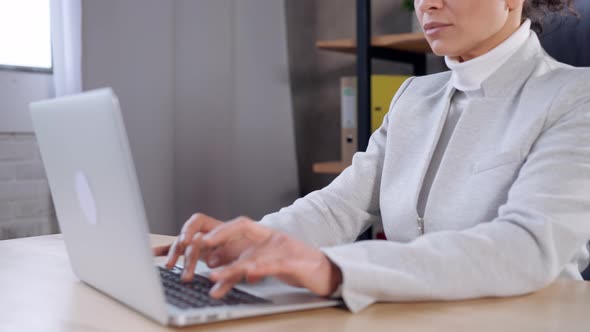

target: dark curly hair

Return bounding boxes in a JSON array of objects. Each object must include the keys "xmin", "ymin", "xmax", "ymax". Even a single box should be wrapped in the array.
[{"xmin": 522, "ymin": 0, "xmax": 579, "ymax": 34}]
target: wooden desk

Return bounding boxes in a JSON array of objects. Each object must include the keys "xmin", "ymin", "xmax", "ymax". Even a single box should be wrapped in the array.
[{"xmin": 1, "ymin": 234, "xmax": 589, "ymax": 331}]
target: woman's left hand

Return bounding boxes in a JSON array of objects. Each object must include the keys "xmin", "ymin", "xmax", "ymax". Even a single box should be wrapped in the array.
[{"xmin": 200, "ymin": 218, "xmax": 343, "ymax": 299}]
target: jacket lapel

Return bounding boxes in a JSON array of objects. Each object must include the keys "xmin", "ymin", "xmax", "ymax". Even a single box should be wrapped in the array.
[
  {"xmin": 409, "ymin": 82, "xmax": 456, "ymax": 213},
  {"xmin": 383, "ymin": 80, "xmax": 455, "ymax": 240}
]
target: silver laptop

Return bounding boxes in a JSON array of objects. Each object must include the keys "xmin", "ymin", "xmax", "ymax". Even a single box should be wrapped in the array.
[{"xmin": 29, "ymin": 88, "xmax": 341, "ymax": 326}]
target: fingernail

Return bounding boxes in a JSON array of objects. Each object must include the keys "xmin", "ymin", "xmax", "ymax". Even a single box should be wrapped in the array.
[
  {"xmin": 209, "ymin": 255, "xmax": 219, "ymax": 266},
  {"xmin": 210, "ymin": 283, "xmax": 221, "ymax": 297},
  {"xmin": 211, "ymin": 268, "xmax": 226, "ymax": 281},
  {"xmin": 210, "ymin": 271, "xmax": 219, "ymax": 281}
]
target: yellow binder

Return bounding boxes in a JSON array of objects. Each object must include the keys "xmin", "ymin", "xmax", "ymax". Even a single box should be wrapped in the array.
[
  {"xmin": 371, "ymin": 75, "xmax": 410, "ymax": 132},
  {"xmin": 340, "ymin": 75, "xmax": 410, "ymax": 163}
]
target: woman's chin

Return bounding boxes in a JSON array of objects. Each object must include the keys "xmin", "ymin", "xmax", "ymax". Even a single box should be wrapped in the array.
[{"xmin": 427, "ymin": 41, "xmax": 459, "ymax": 58}]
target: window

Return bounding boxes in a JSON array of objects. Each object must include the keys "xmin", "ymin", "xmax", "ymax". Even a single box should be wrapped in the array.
[{"xmin": 0, "ymin": 0, "xmax": 52, "ymax": 72}]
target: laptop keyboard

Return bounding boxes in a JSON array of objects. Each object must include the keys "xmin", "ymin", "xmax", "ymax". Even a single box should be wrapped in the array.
[{"xmin": 158, "ymin": 266, "xmax": 270, "ymax": 310}]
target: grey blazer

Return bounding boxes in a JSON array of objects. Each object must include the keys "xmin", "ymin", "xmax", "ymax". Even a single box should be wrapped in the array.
[{"xmin": 260, "ymin": 32, "xmax": 590, "ymax": 312}]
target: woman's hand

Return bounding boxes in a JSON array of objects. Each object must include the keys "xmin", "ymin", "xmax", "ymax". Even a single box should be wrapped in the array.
[
  {"xmin": 153, "ymin": 213, "xmax": 262, "ymax": 281},
  {"xmin": 203, "ymin": 219, "xmax": 343, "ymax": 298},
  {"xmin": 154, "ymin": 214, "xmax": 343, "ymax": 299}
]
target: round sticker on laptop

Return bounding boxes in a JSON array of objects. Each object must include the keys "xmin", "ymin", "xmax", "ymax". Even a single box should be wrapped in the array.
[{"xmin": 75, "ymin": 171, "xmax": 98, "ymax": 225}]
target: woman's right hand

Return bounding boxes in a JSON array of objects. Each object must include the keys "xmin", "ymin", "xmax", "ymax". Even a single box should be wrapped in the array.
[{"xmin": 153, "ymin": 213, "xmax": 268, "ymax": 282}]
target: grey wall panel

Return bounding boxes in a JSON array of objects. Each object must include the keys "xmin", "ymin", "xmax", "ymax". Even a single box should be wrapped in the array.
[{"xmin": 82, "ymin": 0, "xmax": 176, "ymax": 234}]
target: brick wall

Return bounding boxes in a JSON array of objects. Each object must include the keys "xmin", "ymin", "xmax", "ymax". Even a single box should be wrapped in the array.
[{"xmin": 0, "ymin": 133, "xmax": 58, "ymax": 240}]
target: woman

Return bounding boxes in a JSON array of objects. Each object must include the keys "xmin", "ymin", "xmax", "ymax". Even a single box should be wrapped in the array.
[{"xmin": 155, "ymin": 0, "xmax": 590, "ymax": 312}]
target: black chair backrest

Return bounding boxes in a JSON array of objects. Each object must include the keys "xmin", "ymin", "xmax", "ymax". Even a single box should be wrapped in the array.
[
  {"xmin": 539, "ymin": 1, "xmax": 590, "ymax": 280},
  {"xmin": 539, "ymin": 0, "xmax": 590, "ymax": 67}
]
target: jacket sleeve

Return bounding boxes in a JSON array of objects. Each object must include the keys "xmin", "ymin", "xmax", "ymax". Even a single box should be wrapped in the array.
[
  {"xmin": 321, "ymin": 79, "xmax": 590, "ymax": 313},
  {"xmin": 258, "ymin": 78, "xmax": 415, "ymax": 247}
]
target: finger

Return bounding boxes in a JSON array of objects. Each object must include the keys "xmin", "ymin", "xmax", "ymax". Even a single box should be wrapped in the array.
[
  {"xmin": 180, "ymin": 213, "xmax": 221, "ymax": 238},
  {"xmin": 165, "ymin": 213, "xmax": 218, "ymax": 268},
  {"xmin": 212, "ymin": 260, "xmax": 279, "ymax": 286},
  {"xmin": 205, "ymin": 235, "xmax": 254, "ymax": 268},
  {"xmin": 240, "ymin": 259, "xmax": 306, "ymax": 291},
  {"xmin": 203, "ymin": 217, "xmax": 271, "ymax": 249},
  {"xmin": 203, "ymin": 250, "xmax": 221, "ymax": 268},
  {"xmin": 245, "ymin": 274, "xmax": 265, "ymax": 284},
  {"xmin": 210, "ymin": 263, "xmax": 249, "ymax": 283},
  {"xmin": 208, "ymin": 251, "xmax": 264, "ymax": 285},
  {"xmin": 236, "ymin": 248, "xmax": 338, "ymax": 296},
  {"xmin": 164, "ymin": 238, "xmax": 183, "ymax": 269},
  {"xmin": 204, "ymin": 247, "xmax": 236, "ymax": 268},
  {"xmin": 224, "ymin": 236, "xmax": 306, "ymax": 287},
  {"xmin": 241, "ymin": 256, "xmax": 285, "ymax": 280},
  {"xmin": 153, "ymin": 245, "xmax": 171, "ymax": 257},
  {"xmin": 209, "ymin": 274, "xmax": 243, "ymax": 299},
  {"xmin": 181, "ymin": 233, "xmax": 205, "ymax": 281},
  {"xmin": 208, "ymin": 236, "xmax": 281, "ymax": 282}
]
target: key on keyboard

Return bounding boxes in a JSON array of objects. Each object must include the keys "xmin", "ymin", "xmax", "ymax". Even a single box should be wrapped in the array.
[{"xmin": 158, "ymin": 266, "xmax": 270, "ymax": 310}]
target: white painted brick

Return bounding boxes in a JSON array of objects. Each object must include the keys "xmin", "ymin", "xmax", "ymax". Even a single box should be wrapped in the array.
[
  {"xmin": 7, "ymin": 134, "xmax": 43, "ymax": 158},
  {"xmin": 0, "ymin": 141, "xmax": 37, "ymax": 161},
  {"xmin": 0, "ymin": 164, "xmax": 16, "ymax": 181},
  {"xmin": 0, "ymin": 134, "xmax": 55, "ymax": 239},
  {"xmin": 13, "ymin": 198, "xmax": 54, "ymax": 219},
  {"xmin": 14, "ymin": 160, "xmax": 46, "ymax": 180},
  {"xmin": 0, "ymin": 216, "xmax": 56, "ymax": 240},
  {"xmin": 0, "ymin": 180, "xmax": 51, "ymax": 201}
]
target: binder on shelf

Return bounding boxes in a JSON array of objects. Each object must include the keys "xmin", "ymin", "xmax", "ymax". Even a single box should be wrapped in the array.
[
  {"xmin": 371, "ymin": 75, "xmax": 410, "ymax": 133},
  {"xmin": 340, "ymin": 75, "xmax": 411, "ymax": 163},
  {"xmin": 341, "ymin": 77, "xmax": 357, "ymax": 164}
]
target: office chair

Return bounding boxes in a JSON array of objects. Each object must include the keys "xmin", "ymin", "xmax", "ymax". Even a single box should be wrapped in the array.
[
  {"xmin": 540, "ymin": 0, "xmax": 590, "ymax": 66},
  {"xmin": 539, "ymin": 0, "xmax": 590, "ymax": 281}
]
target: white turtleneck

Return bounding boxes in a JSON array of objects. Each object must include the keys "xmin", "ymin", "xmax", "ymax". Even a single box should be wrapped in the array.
[
  {"xmin": 445, "ymin": 19, "xmax": 532, "ymax": 93},
  {"xmin": 417, "ymin": 19, "xmax": 532, "ymax": 217}
]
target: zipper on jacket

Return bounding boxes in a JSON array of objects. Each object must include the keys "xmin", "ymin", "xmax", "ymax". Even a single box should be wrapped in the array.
[{"xmin": 417, "ymin": 216, "xmax": 425, "ymax": 235}]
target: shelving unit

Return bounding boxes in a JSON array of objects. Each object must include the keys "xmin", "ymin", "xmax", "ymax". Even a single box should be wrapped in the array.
[
  {"xmin": 313, "ymin": 161, "xmax": 351, "ymax": 175},
  {"xmin": 316, "ymin": 32, "xmax": 431, "ymax": 55},
  {"xmin": 313, "ymin": 0, "xmax": 432, "ymax": 175}
]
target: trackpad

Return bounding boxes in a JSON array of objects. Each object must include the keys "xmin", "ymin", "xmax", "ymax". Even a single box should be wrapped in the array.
[{"xmin": 181, "ymin": 261, "xmax": 323, "ymax": 304}]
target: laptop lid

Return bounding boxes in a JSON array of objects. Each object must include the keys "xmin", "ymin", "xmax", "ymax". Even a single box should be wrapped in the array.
[{"xmin": 30, "ymin": 88, "xmax": 168, "ymax": 324}]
